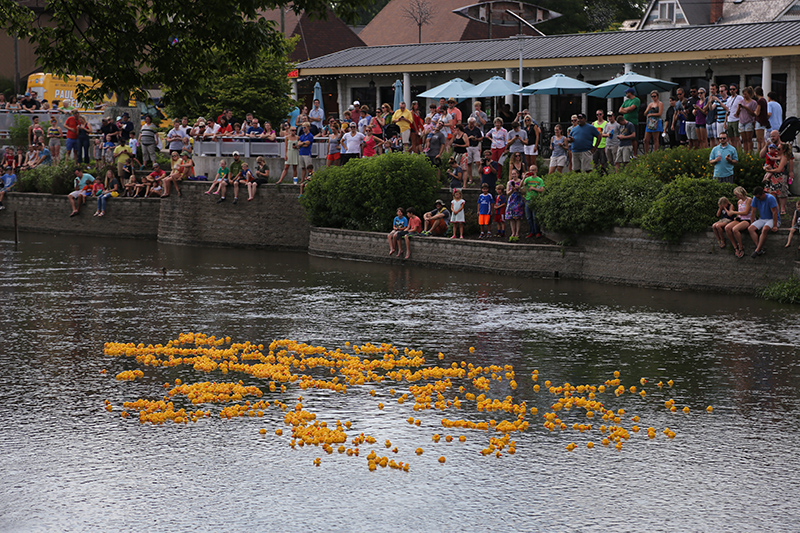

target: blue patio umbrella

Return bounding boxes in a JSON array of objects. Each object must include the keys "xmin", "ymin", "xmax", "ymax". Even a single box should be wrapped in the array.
[
  {"xmin": 461, "ymin": 76, "xmax": 522, "ymax": 98},
  {"xmin": 517, "ymin": 73, "xmax": 597, "ymax": 95},
  {"xmin": 586, "ymin": 71, "xmax": 677, "ymax": 99},
  {"xmin": 393, "ymin": 79, "xmax": 403, "ymax": 110},
  {"xmin": 313, "ymin": 81, "xmax": 325, "ymax": 118},
  {"xmin": 416, "ymin": 78, "xmax": 476, "ymax": 100}
]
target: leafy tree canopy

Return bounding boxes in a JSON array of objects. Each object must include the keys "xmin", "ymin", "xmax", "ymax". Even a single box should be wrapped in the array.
[
  {"xmin": 162, "ymin": 43, "xmax": 295, "ymax": 131},
  {"xmin": 0, "ymin": 0, "xmax": 371, "ymax": 104}
]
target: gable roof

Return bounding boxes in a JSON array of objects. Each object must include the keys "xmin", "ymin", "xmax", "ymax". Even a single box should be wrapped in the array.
[
  {"xmin": 722, "ymin": 0, "xmax": 794, "ymax": 24},
  {"xmin": 259, "ymin": 5, "xmax": 365, "ymax": 62},
  {"xmin": 639, "ymin": 0, "xmax": 710, "ymax": 29},
  {"xmin": 358, "ymin": 0, "xmax": 543, "ymax": 46},
  {"xmin": 297, "ymin": 19, "xmax": 800, "ymax": 75}
]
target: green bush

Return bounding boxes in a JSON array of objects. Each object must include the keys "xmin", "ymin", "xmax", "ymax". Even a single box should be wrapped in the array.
[
  {"xmin": 760, "ymin": 277, "xmax": 800, "ymax": 305},
  {"xmin": 9, "ymin": 115, "xmax": 31, "ymax": 149},
  {"xmin": 629, "ymin": 146, "xmax": 764, "ymax": 191},
  {"xmin": 534, "ymin": 170, "xmax": 620, "ymax": 234},
  {"xmin": 641, "ymin": 176, "xmax": 735, "ymax": 242},
  {"xmin": 17, "ymin": 159, "xmax": 85, "ymax": 194},
  {"xmin": 300, "ymin": 152, "xmax": 438, "ymax": 232}
]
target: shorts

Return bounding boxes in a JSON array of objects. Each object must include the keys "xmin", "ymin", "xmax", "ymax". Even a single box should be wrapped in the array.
[
  {"xmin": 755, "ymin": 123, "xmax": 766, "ymax": 131},
  {"xmin": 326, "ymin": 152, "xmax": 340, "ymax": 161},
  {"xmin": 494, "ymin": 211, "xmax": 505, "ymax": 223},
  {"xmin": 685, "ymin": 122, "xmax": 697, "ymax": 140},
  {"xmin": 68, "ymin": 190, "xmax": 84, "ymax": 199},
  {"xmin": 572, "ymin": 151, "xmax": 592, "ymax": 172},
  {"xmin": 794, "ymin": 218, "xmax": 800, "ymax": 231},
  {"xmin": 490, "ymin": 148, "xmax": 505, "ymax": 162},
  {"xmin": 616, "ymin": 146, "xmax": 633, "ymax": 164},
  {"xmin": 717, "ymin": 217, "xmax": 733, "ymax": 225},
  {"xmin": 605, "ymin": 146, "xmax": 618, "ymax": 164},
  {"xmin": 751, "ymin": 218, "xmax": 774, "ymax": 230},
  {"xmin": 523, "ymin": 144, "xmax": 538, "ymax": 156},
  {"xmin": 49, "ymin": 138, "xmax": 60, "ymax": 149},
  {"xmin": 706, "ymin": 124, "xmax": 717, "ymax": 139},
  {"xmin": 740, "ymin": 122, "xmax": 754, "ymax": 132},
  {"xmin": 66, "ymin": 138, "xmax": 78, "ymax": 152},
  {"xmin": 467, "ymin": 146, "xmax": 481, "ymax": 164},
  {"xmin": 715, "ymin": 175, "xmax": 734, "ymax": 183},
  {"xmin": 298, "ymin": 155, "xmax": 312, "ymax": 168},
  {"xmin": 478, "ymin": 214, "xmax": 490, "ymax": 225},
  {"xmin": 727, "ymin": 122, "xmax": 740, "ymax": 138},
  {"xmin": 549, "ymin": 155, "xmax": 567, "ymax": 168},
  {"xmin": 401, "ymin": 129, "xmax": 410, "ymax": 144}
]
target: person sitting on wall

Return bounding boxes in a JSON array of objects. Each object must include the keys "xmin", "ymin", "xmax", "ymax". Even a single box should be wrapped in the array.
[
  {"xmin": 747, "ymin": 186, "xmax": 779, "ymax": 258},
  {"xmin": 68, "ymin": 168, "xmax": 94, "ymax": 216},
  {"xmin": 421, "ymin": 199, "xmax": 450, "ymax": 236},
  {"xmin": 134, "ymin": 163, "xmax": 165, "ymax": 198},
  {"xmin": 0, "ymin": 166, "xmax": 17, "ymax": 210}
]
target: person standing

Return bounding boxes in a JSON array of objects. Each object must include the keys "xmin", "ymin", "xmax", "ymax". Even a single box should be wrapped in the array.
[
  {"xmin": 464, "ymin": 117, "xmax": 483, "ymax": 185},
  {"xmin": 619, "ymin": 88, "xmax": 640, "ymax": 156},
  {"xmin": 522, "ymin": 114, "xmax": 541, "ymax": 171},
  {"xmin": 603, "ymin": 112, "xmax": 620, "ymax": 170},
  {"xmin": 391, "ymin": 101, "xmax": 414, "ymax": 151},
  {"xmin": 615, "ymin": 115, "xmax": 635, "ymax": 170},
  {"xmin": 470, "ymin": 101, "xmax": 489, "ymax": 132},
  {"xmin": 684, "ymin": 87, "xmax": 699, "ymax": 149},
  {"xmin": 694, "ymin": 88, "xmax": 708, "ymax": 149},
  {"xmin": 766, "ymin": 91, "xmax": 783, "ymax": 137},
  {"xmin": 308, "ymin": 99, "xmax": 325, "ymax": 133},
  {"xmin": 297, "ymin": 122, "xmax": 314, "ymax": 182},
  {"xmin": 591, "ymin": 109, "xmax": 608, "ymax": 171},
  {"xmin": 725, "ymin": 84, "xmax": 744, "ymax": 149},
  {"xmin": 522, "ymin": 168, "xmax": 544, "ymax": 238},
  {"xmin": 64, "ymin": 109, "xmax": 80, "ymax": 162},
  {"xmin": 709, "ymin": 132, "xmax": 738, "ymax": 183},
  {"xmin": 567, "ymin": 114, "xmax": 600, "ymax": 173},
  {"xmin": 753, "ymin": 87, "xmax": 770, "ymax": 154}
]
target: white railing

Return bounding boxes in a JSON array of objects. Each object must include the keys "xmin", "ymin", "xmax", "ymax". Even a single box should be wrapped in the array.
[{"xmin": 192, "ymin": 137, "xmax": 330, "ymax": 158}]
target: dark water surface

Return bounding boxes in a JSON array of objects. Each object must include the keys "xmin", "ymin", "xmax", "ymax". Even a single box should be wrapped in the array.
[{"xmin": 0, "ymin": 233, "xmax": 798, "ymax": 532}]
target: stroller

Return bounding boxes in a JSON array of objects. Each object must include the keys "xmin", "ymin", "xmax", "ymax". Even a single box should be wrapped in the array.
[{"xmin": 778, "ymin": 116, "xmax": 800, "ymax": 145}]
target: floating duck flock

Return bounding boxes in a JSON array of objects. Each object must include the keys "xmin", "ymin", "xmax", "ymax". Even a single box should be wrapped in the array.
[{"xmin": 103, "ymin": 333, "xmax": 713, "ymax": 472}]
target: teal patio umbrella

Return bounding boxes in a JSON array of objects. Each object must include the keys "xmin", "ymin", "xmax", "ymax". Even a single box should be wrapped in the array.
[
  {"xmin": 517, "ymin": 73, "xmax": 597, "ymax": 95},
  {"xmin": 393, "ymin": 79, "xmax": 403, "ymax": 110},
  {"xmin": 416, "ymin": 78, "xmax": 476, "ymax": 99},
  {"xmin": 586, "ymin": 72, "xmax": 677, "ymax": 99}
]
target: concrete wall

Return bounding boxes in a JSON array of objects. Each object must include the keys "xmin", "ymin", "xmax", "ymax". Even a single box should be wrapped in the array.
[
  {"xmin": 0, "ymin": 192, "xmax": 160, "ymax": 239},
  {"xmin": 309, "ymin": 226, "xmax": 800, "ymax": 294},
  {"xmin": 157, "ymin": 181, "xmax": 310, "ymax": 250}
]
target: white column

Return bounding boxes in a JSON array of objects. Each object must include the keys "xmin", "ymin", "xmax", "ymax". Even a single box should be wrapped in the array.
[
  {"xmin": 607, "ymin": 98, "xmax": 613, "ymax": 114},
  {"xmin": 375, "ymin": 82, "xmax": 382, "ymax": 111},
  {"xmin": 762, "ymin": 57, "xmax": 773, "ymax": 94},
  {"xmin": 291, "ymin": 80, "xmax": 298, "ymax": 100},
  {"xmin": 505, "ymin": 68, "xmax": 513, "ymax": 106},
  {"xmin": 403, "ymin": 72, "xmax": 411, "ymax": 107},
  {"xmin": 581, "ymin": 93, "xmax": 588, "ymax": 116},
  {"xmin": 543, "ymin": 95, "xmax": 551, "ymax": 124},
  {"xmin": 624, "ymin": 63, "xmax": 633, "ymax": 74},
  {"xmin": 336, "ymin": 78, "xmax": 345, "ymax": 119}
]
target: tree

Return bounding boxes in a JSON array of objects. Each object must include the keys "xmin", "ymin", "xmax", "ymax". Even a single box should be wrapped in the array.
[
  {"xmin": 403, "ymin": 0, "xmax": 436, "ymax": 44},
  {"xmin": 0, "ymin": 0, "xmax": 371, "ymax": 105},
  {"xmin": 162, "ymin": 44, "xmax": 295, "ymax": 131}
]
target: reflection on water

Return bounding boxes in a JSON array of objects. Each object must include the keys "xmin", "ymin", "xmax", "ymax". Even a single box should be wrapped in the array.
[{"xmin": 1, "ymin": 232, "xmax": 799, "ymax": 532}]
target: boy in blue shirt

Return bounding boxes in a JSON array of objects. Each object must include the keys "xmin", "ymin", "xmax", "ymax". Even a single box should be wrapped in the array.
[
  {"xmin": 388, "ymin": 207, "xmax": 408, "ymax": 256},
  {"xmin": 477, "ymin": 183, "xmax": 494, "ymax": 238},
  {"xmin": 0, "ymin": 166, "xmax": 17, "ymax": 210}
]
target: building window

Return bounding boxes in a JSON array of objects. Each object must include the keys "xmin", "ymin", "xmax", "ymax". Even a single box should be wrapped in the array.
[{"xmin": 657, "ymin": 1, "xmax": 676, "ymax": 22}]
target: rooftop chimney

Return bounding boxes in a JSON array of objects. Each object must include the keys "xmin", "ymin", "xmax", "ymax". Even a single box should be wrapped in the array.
[{"xmin": 710, "ymin": 0, "xmax": 723, "ymax": 24}]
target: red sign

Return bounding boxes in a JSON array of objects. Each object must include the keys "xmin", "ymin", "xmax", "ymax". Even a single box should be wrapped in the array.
[{"xmin": 287, "ymin": 69, "xmax": 299, "ymax": 79}]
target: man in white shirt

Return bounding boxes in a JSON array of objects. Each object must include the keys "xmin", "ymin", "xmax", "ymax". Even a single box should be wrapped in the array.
[{"xmin": 725, "ymin": 84, "xmax": 744, "ymax": 149}]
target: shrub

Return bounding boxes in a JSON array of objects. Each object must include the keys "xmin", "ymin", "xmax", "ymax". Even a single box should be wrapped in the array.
[
  {"xmin": 641, "ymin": 176, "xmax": 735, "ymax": 242},
  {"xmin": 534, "ymin": 170, "xmax": 624, "ymax": 234},
  {"xmin": 300, "ymin": 152, "xmax": 438, "ymax": 232},
  {"xmin": 9, "ymin": 115, "xmax": 31, "ymax": 149},
  {"xmin": 733, "ymin": 150, "xmax": 766, "ymax": 193},
  {"xmin": 760, "ymin": 277, "xmax": 800, "ymax": 305},
  {"xmin": 17, "ymin": 159, "xmax": 84, "ymax": 194}
]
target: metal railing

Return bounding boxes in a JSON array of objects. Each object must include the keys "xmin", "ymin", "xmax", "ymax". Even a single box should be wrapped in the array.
[{"xmin": 192, "ymin": 137, "xmax": 330, "ymax": 158}]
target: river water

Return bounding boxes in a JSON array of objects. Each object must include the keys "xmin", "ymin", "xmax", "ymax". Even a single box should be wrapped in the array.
[{"xmin": 0, "ymin": 233, "xmax": 798, "ymax": 532}]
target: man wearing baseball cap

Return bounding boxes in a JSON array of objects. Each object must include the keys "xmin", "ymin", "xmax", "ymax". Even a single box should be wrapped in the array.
[{"xmin": 619, "ymin": 88, "xmax": 640, "ymax": 157}]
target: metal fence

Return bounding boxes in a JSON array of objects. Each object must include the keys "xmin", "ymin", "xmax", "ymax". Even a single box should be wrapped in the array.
[{"xmin": 192, "ymin": 138, "xmax": 330, "ymax": 158}]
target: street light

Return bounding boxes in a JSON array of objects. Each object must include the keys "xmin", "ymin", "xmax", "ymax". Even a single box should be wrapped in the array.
[{"xmin": 504, "ymin": 10, "xmax": 543, "ymax": 110}]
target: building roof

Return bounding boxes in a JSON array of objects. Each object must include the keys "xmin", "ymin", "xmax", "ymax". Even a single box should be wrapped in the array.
[
  {"xmin": 358, "ymin": 0, "xmax": 543, "ymax": 46},
  {"xmin": 298, "ymin": 19, "xmax": 800, "ymax": 75},
  {"xmin": 259, "ymin": 5, "xmax": 365, "ymax": 62},
  {"xmin": 722, "ymin": 0, "xmax": 794, "ymax": 24}
]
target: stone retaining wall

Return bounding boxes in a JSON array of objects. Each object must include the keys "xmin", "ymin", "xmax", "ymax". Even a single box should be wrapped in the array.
[
  {"xmin": 0, "ymin": 192, "xmax": 160, "ymax": 239},
  {"xmin": 309, "ymin": 227, "xmax": 800, "ymax": 294}
]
